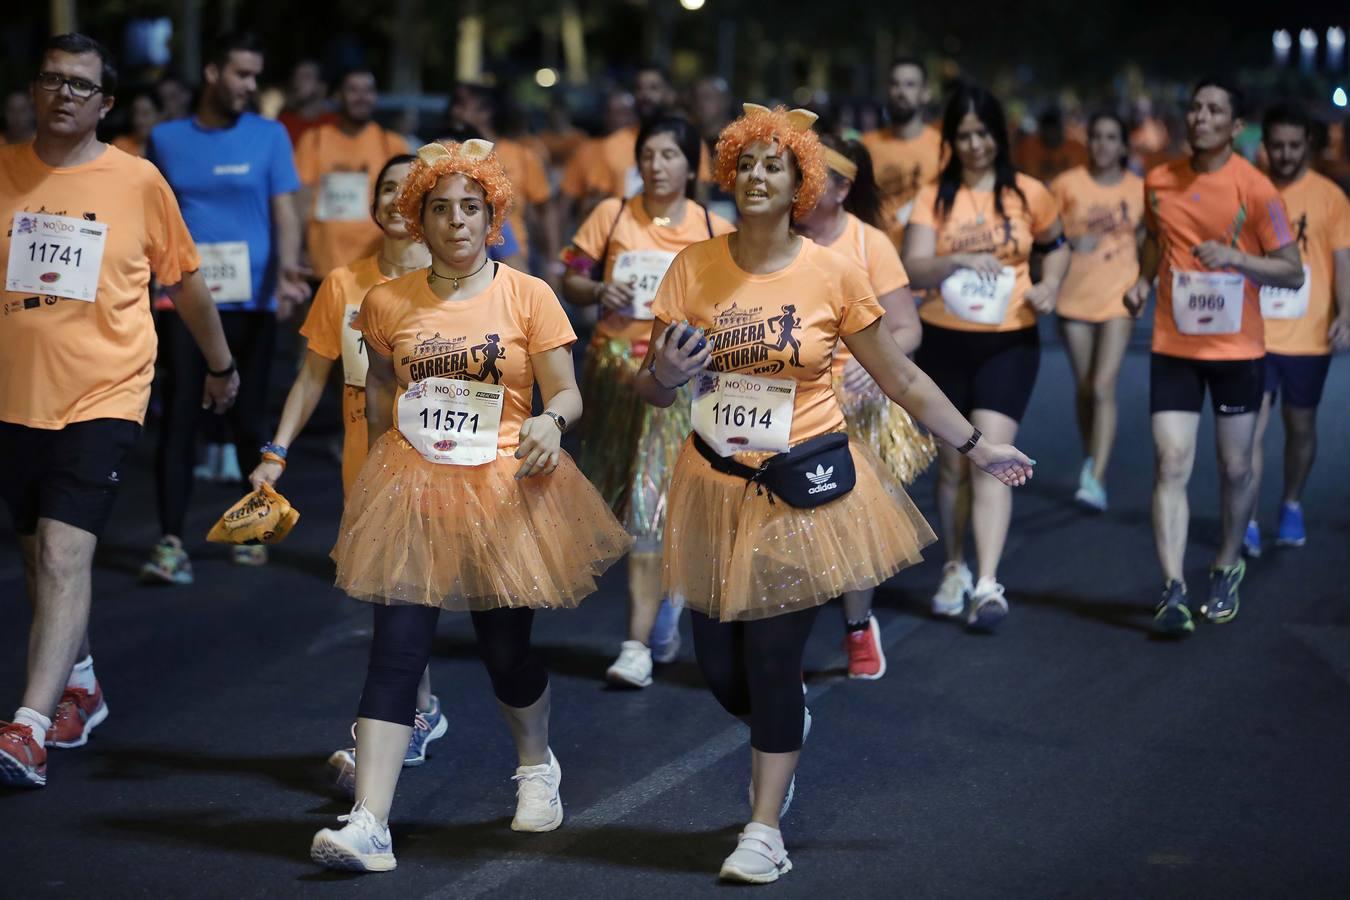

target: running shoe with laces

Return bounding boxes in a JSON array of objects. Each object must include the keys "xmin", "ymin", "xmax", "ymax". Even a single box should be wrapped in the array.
[
  {"xmin": 1151, "ymin": 579, "xmax": 1194, "ymax": 636},
  {"xmin": 511, "ymin": 749, "xmax": 563, "ymax": 832},
  {"xmin": 1200, "ymin": 559, "xmax": 1244, "ymax": 624},
  {"xmin": 46, "ymin": 683, "xmax": 108, "ymax": 748},
  {"xmin": 310, "ymin": 800, "xmax": 396, "ymax": 872},
  {"xmin": 606, "ymin": 640, "xmax": 654, "ymax": 688},
  {"xmin": 0, "ymin": 722, "xmax": 48, "ymax": 788},
  {"xmin": 328, "ymin": 747, "xmax": 358, "ymax": 798},
  {"xmin": 845, "ymin": 615, "xmax": 886, "ymax": 680},
  {"xmin": 1242, "ymin": 520, "xmax": 1262, "ymax": 558},
  {"xmin": 404, "ymin": 696, "xmax": 446, "ymax": 766},
  {"xmin": 932, "ymin": 561, "xmax": 973, "ymax": 618},
  {"xmin": 230, "ymin": 544, "xmax": 268, "ymax": 567},
  {"xmin": 967, "ymin": 578, "xmax": 1009, "ymax": 633},
  {"xmin": 1276, "ymin": 503, "xmax": 1306, "ymax": 547},
  {"xmin": 648, "ymin": 598, "xmax": 683, "ymax": 663},
  {"xmin": 719, "ymin": 822, "xmax": 793, "ymax": 884},
  {"xmin": 139, "ymin": 537, "xmax": 193, "ymax": 585},
  {"xmin": 1075, "ymin": 460, "xmax": 1108, "ymax": 512}
]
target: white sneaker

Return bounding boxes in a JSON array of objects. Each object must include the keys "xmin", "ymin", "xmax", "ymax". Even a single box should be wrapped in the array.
[
  {"xmin": 967, "ymin": 577, "xmax": 1009, "ymax": 632},
  {"xmin": 932, "ymin": 561, "xmax": 973, "ymax": 617},
  {"xmin": 1075, "ymin": 460, "xmax": 1108, "ymax": 511},
  {"xmin": 310, "ymin": 801, "xmax": 397, "ymax": 872},
  {"xmin": 749, "ymin": 707, "xmax": 810, "ymax": 818},
  {"xmin": 719, "ymin": 822, "xmax": 793, "ymax": 884},
  {"xmin": 511, "ymin": 749, "xmax": 563, "ymax": 832},
  {"xmin": 328, "ymin": 748, "xmax": 357, "ymax": 798},
  {"xmin": 606, "ymin": 640, "xmax": 653, "ymax": 688}
]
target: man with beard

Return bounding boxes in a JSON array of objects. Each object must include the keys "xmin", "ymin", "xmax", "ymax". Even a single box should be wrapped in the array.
[
  {"xmin": 588, "ymin": 66, "xmax": 710, "ymax": 201},
  {"xmin": 862, "ymin": 57, "xmax": 943, "ymax": 250},
  {"xmin": 140, "ymin": 31, "xmax": 309, "ymax": 581},
  {"xmin": 1244, "ymin": 103, "xmax": 1350, "ymax": 557},
  {"xmin": 294, "ymin": 67, "xmax": 409, "ymax": 279},
  {"xmin": 1124, "ymin": 79, "xmax": 1303, "ymax": 635}
]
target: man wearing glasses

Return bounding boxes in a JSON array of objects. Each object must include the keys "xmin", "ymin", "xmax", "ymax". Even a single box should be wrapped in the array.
[{"xmin": 0, "ymin": 33, "xmax": 239, "ymax": 788}]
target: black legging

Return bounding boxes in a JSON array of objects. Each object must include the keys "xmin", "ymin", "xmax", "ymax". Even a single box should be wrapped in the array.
[
  {"xmin": 690, "ymin": 605, "xmax": 822, "ymax": 754},
  {"xmin": 155, "ymin": 309, "xmax": 276, "ymax": 536},
  {"xmin": 358, "ymin": 604, "xmax": 548, "ymax": 726}
]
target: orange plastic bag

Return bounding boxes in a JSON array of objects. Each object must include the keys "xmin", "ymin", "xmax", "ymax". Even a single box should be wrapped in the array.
[{"xmin": 206, "ymin": 483, "xmax": 300, "ymax": 545}]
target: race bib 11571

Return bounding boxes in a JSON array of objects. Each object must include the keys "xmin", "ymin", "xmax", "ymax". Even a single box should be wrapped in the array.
[{"xmin": 397, "ymin": 378, "xmax": 504, "ymax": 466}]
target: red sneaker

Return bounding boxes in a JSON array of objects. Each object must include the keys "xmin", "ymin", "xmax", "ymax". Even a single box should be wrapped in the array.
[
  {"xmin": 845, "ymin": 615, "xmax": 887, "ymax": 680},
  {"xmin": 47, "ymin": 683, "xmax": 109, "ymax": 748},
  {"xmin": 0, "ymin": 722, "xmax": 48, "ymax": 787}
]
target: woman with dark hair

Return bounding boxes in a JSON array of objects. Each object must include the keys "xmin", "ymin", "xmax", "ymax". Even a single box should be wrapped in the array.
[
  {"xmin": 639, "ymin": 103, "xmax": 1032, "ymax": 882},
  {"xmin": 249, "ymin": 154, "xmax": 450, "ymax": 789},
  {"xmin": 111, "ymin": 91, "xmax": 161, "ymax": 157},
  {"xmin": 1049, "ymin": 112, "xmax": 1144, "ymax": 512},
  {"xmin": 903, "ymin": 83, "xmax": 1069, "ymax": 632},
  {"xmin": 560, "ymin": 116, "xmax": 734, "ymax": 689},
  {"xmin": 796, "ymin": 133, "xmax": 935, "ymax": 679}
]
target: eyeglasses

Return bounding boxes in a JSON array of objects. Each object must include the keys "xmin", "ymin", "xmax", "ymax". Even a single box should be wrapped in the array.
[{"xmin": 34, "ymin": 72, "xmax": 103, "ymax": 100}]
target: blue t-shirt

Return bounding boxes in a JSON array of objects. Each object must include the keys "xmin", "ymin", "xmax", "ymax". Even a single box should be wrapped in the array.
[
  {"xmin": 147, "ymin": 112, "xmax": 301, "ymax": 312},
  {"xmin": 490, "ymin": 220, "xmax": 521, "ymax": 262}
]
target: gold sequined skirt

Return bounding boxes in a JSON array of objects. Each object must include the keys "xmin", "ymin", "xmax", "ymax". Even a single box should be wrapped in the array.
[
  {"xmin": 661, "ymin": 437, "xmax": 936, "ymax": 622},
  {"xmin": 835, "ymin": 375, "xmax": 937, "ymax": 487},
  {"xmin": 332, "ymin": 432, "xmax": 631, "ymax": 610},
  {"xmin": 579, "ymin": 333, "xmax": 691, "ymax": 545}
]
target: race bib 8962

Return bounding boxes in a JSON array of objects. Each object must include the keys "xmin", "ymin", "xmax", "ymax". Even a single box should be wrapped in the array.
[{"xmin": 940, "ymin": 266, "xmax": 1016, "ymax": 325}]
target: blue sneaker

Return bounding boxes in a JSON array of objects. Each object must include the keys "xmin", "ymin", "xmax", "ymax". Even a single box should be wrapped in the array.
[
  {"xmin": 1242, "ymin": 520, "xmax": 1262, "ymax": 559},
  {"xmin": 404, "ymin": 695, "xmax": 447, "ymax": 766},
  {"xmin": 1276, "ymin": 504, "xmax": 1306, "ymax": 547},
  {"xmin": 649, "ymin": 599, "xmax": 683, "ymax": 664}
]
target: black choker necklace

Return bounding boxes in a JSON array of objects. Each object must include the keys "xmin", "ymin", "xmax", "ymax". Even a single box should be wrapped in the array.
[{"xmin": 427, "ymin": 256, "xmax": 490, "ymax": 290}]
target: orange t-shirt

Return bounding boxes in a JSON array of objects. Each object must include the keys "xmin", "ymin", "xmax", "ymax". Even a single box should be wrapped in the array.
[
  {"xmin": 1146, "ymin": 154, "xmax": 1296, "ymax": 361},
  {"xmin": 568, "ymin": 197, "xmax": 735, "ymax": 344},
  {"xmin": 815, "ymin": 213, "xmax": 909, "ymax": 375},
  {"xmin": 1264, "ymin": 170, "xmax": 1350, "ymax": 356},
  {"xmin": 860, "ymin": 126, "xmax": 944, "ymax": 248},
  {"xmin": 493, "ymin": 138, "xmax": 551, "ymax": 257},
  {"xmin": 560, "ymin": 139, "xmax": 598, "ymax": 200},
  {"xmin": 650, "ymin": 235, "xmax": 883, "ymax": 445},
  {"xmin": 587, "ymin": 126, "xmax": 713, "ymax": 199},
  {"xmin": 295, "ymin": 122, "xmax": 409, "ymax": 278},
  {"xmin": 111, "ymin": 135, "xmax": 146, "ymax": 158},
  {"xmin": 1050, "ymin": 167, "xmax": 1144, "ymax": 322},
  {"xmin": 910, "ymin": 173, "xmax": 1061, "ymax": 332},
  {"xmin": 357, "ymin": 264, "xmax": 577, "ymax": 452},
  {"xmin": 1015, "ymin": 135, "xmax": 1089, "ymax": 183},
  {"xmin": 0, "ymin": 143, "xmax": 199, "ymax": 429},
  {"xmin": 299, "ymin": 254, "xmax": 392, "ymax": 495}
]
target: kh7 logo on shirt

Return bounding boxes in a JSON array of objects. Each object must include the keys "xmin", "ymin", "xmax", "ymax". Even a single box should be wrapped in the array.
[
  {"xmin": 402, "ymin": 331, "xmax": 507, "ymax": 384},
  {"xmin": 707, "ymin": 302, "xmax": 804, "ymax": 375}
]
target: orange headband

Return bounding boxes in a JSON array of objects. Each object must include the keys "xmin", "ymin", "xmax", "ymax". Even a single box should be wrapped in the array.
[
  {"xmin": 395, "ymin": 140, "xmax": 514, "ymax": 247},
  {"xmin": 822, "ymin": 147, "xmax": 858, "ymax": 181},
  {"xmin": 713, "ymin": 103, "xmax": 828, "ymax": 220}
]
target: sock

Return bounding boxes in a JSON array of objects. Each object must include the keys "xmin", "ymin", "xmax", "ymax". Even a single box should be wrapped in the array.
[
  {"xmin": 14, "ymin": 706, "xmax": 52, "ymax": 741},
  {"xmin": 845, "ymin": 618, "xmax": 871, "ymax": 633},
  {"xmin": 68, "ymin": 655, "xmax": 96, "ymax": 692}
]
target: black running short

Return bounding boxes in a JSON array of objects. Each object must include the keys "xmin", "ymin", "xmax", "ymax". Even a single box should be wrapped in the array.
[
  {"xmin": 915, "ymin": 324, "xmax": 1041, "ymax": 421},
  {"xmin": 1149, "ymin": 353, "xmax": 1264, "ymax": 416},
  {"xmin": 0, "ymin": 418, "xmax": 140, "ymax": 537},
  {"xmin": 1264, "ymin": 352, "xmax": 1332, "ymax": 409}
]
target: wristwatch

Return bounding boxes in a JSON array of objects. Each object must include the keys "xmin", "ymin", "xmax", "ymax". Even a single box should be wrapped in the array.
[
  {"xmin": 207, "ymin": 357, "xmax": 237, "ymax": 378},
  {"xmin": 543, "ymin": 411, "xmax": 567, "ymax": 432},
  {"xmin": 957, "ymin": 427, "xmax": 982, "ymax": 456}
]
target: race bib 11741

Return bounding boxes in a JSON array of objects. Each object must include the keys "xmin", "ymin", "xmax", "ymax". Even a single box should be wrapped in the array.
[
  {"xmin": 6, "ymin": 212, "xmax": 108, "ymax": 302},
  {"xmin": 692, "ymin": 371, "xmax": 796, "ymax": 457},
  {"xmin": 397, "ymin": 378, "xmax": 504, "ymax": 466}
]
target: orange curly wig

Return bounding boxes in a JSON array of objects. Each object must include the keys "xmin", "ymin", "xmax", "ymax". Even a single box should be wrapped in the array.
[
  {"xmin": 713, "ymin": 104, "xmax": 827, "ymax": 221},
  {"xmin": 395, "ymin": 140, "xmax": 515, "ymax": 247}
]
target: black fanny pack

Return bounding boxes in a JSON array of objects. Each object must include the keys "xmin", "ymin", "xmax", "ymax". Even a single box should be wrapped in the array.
[{"xmin": 693, "ymin": 432, "xmax": 856, "ymax": 508}]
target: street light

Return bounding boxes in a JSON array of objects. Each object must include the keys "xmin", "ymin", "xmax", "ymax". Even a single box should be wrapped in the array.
[
  {"xmin": 1299, "ymin": 28, "xmax": 1318, "ymax": 73},
  {"xmin": 1334, "ymin": 87, "xmax": 1348, "ymax": 109},
  {"xmin": 535, "ymin": 67, "xmax": 559, "ymax": 88},
  {"xmin": 680, "ymin": 0, "xmax": 706, "ymax": 10},
  {"xmin": 1329, "ymin": 27, "xmax": 1346, "ymax": 71},
  {"xmin": 1273, "ymin": 29, "xmax": 1292, "ymax": 67}
]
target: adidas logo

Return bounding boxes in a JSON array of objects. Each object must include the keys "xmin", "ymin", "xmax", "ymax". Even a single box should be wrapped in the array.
[{"xmin": 805, "ymin": 464, "xmax": 836, "ymax": 495}]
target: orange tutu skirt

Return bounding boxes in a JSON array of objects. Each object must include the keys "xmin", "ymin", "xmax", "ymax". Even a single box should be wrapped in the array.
[
  {"xmin": 332, "ymin": 432, "xmax": 632, "ymax": 610},
  {"xmin": 661, "ymin": 437, "xmax": 937, "ymax": 622}
]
